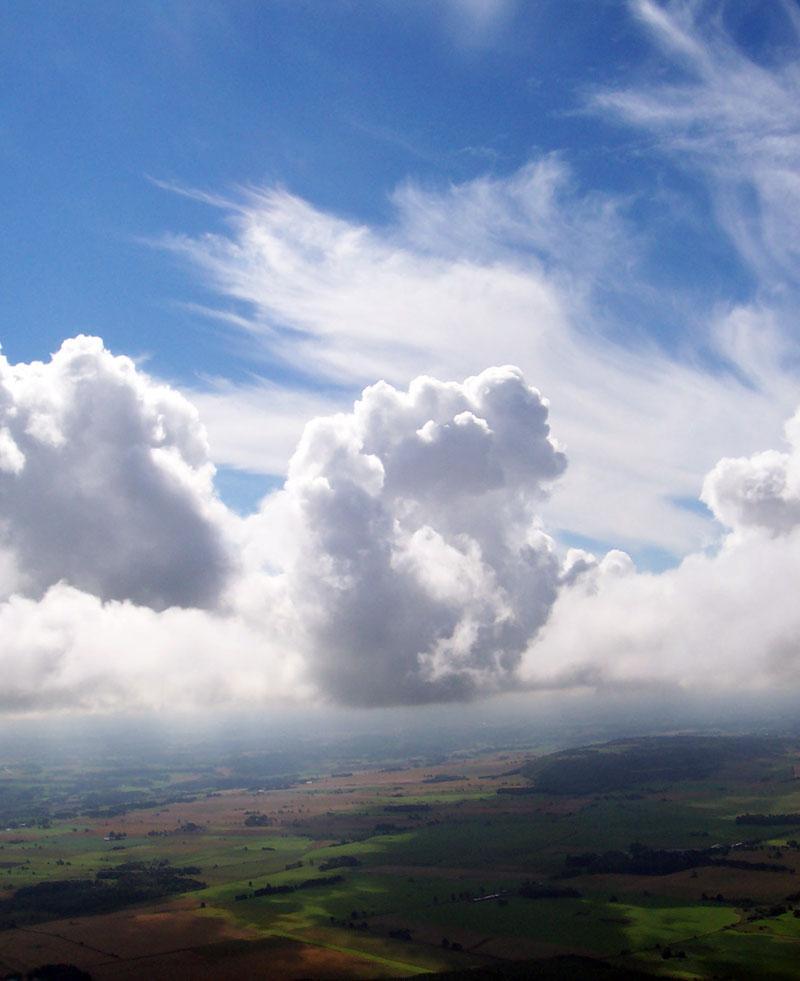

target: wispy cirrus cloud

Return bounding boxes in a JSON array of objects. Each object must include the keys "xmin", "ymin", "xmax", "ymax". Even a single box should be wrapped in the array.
[
  {"xmin": 187, "ymin": 377, "xmax": 345, "ymax": 477},
  {"xmin": 594, "ymin": 0, "xmax": 800, "ymax": 289}
]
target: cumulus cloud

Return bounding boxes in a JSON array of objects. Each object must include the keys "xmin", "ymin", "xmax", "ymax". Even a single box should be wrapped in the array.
[
  {"xmin": 526, "ymin": 404, "xmax": 800, "ymax": 694},
  {"xmin": 0, "ymin": 336, "xmax": 233, "ymax": 610},
  {"xmin": 701, "ymin": 406, "xmax": 800, "ymax": 536},
  {"xmin": 256, "ymin": 366, "xmax": 567, "ymax": 706},
  {"xmin": 525, "ymin": 527, "xmax": 800, "ymax": 694}
]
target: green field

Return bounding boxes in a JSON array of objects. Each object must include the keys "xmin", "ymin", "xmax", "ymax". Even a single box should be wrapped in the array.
[{"xmin": 2, "ymin": 733, "xmax": 800, "ymax": 978}]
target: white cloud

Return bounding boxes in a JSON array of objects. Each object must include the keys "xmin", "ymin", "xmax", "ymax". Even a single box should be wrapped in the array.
[
  {"xmin": 526, "ymin": 402, "xmax": 800, "ymax": 694},
  {"xmin": 0, "ymin": 336, "xmax": 233, "ymax": 610},
  {"xmin": 701, "ymin": 403, "xmax": 800, "ymax": 537},
  {"xmin": 252, "ymin": 366, "xmax": 566, "ymax": 706},
  {"xmin": 0, "ymin": 583, "xmax": 307, "ymax": 713},
  {"xmin": 525, "ymin": 525, "xmax": 800, "ymax": 695},
  {"xmin": 163, "ymin": 166, "xmax": 574, "ymax": 387},
  {"xmin": 187, "ymin": 378, "xmax": 344, "ymax": 477},
  {"xmin": 595, "ymin": 0, "xmax": 800, "ymax": 288}
]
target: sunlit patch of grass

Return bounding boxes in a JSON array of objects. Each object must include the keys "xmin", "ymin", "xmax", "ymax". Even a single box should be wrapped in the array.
[{"xmin": 628, "ymin": 930, "xmax": 800, "ymax": 980}]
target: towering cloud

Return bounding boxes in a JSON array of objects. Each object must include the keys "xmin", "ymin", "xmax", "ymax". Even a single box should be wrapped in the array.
[
  {"xmin": 265, "ymin": 366, "xmax": 567, "ymax": 705},
  {"xmin": 0, "ymin": 336, "xmax": 232, "ymax": 610}
]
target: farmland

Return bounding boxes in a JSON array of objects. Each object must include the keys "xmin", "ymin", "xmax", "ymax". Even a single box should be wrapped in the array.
[{"xmin": 2, "ymin": 731, "xmax": 800, "ymax": 978}]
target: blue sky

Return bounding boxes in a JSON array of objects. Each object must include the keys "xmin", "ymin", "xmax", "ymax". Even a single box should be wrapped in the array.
[{"xmin": 2, "ymin": 0, "xmax": 800, "ymax": 560}]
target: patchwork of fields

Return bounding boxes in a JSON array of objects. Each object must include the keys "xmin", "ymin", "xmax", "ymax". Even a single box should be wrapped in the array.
[{"xmin": 2, "ymin": 735, "xmax": 800, "ymax": 978}]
